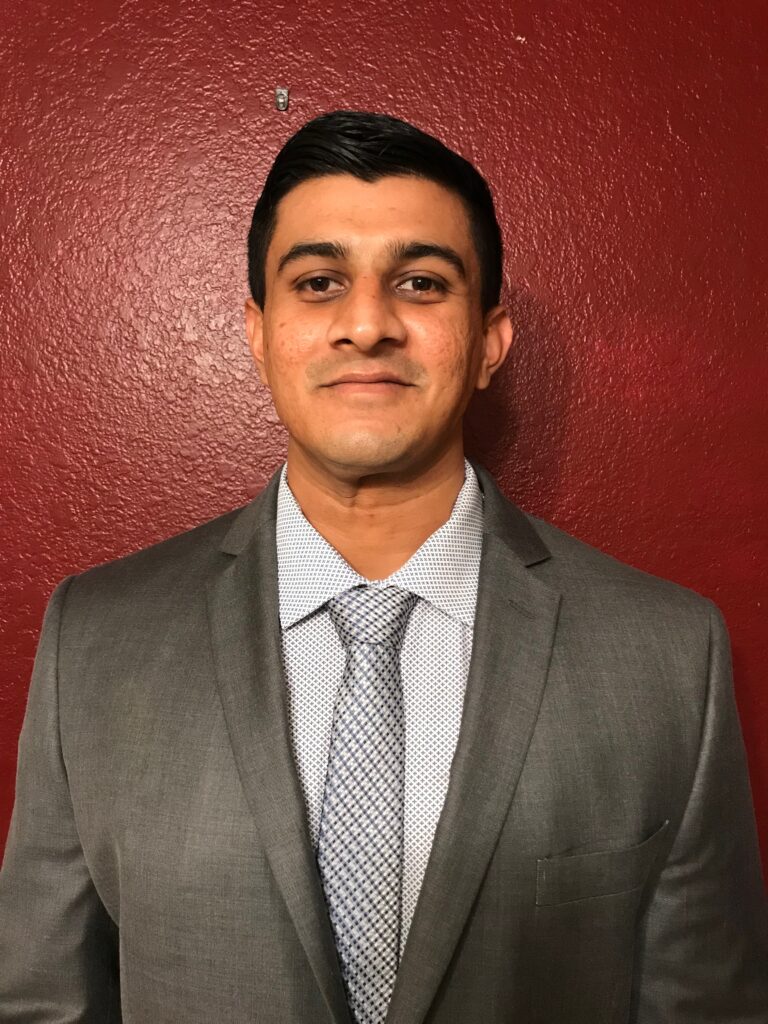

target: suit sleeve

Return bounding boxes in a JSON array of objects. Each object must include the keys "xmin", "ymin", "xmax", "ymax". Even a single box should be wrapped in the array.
[
  {"xmin": 0, "ymin": 578, "xmax": 121, "ymax": 1022},
  {"xmin": 631, "ymin": 603, "xmax": 768, "ymax": 1022}
]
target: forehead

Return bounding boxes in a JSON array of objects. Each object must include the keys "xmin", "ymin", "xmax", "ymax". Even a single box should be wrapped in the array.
[{"xmin": 267, "ymin": 174, "xmax": 475, "ymax": 263}]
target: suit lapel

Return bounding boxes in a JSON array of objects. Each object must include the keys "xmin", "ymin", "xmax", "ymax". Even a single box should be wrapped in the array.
[
  {"xmin": 206, "ymin": 471, "xmax": 352, "ymax": 1024},
  {"xmin": 387, "ymin": 467, "xmax": 561, "ymax": 1024}
]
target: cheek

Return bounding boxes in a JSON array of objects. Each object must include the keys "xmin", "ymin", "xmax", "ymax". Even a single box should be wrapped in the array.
[
  {"xmin": 265, "ymin": 330, "xmax": 311, "ymax": 386},
  {"xmin": 417, "ymin": 324, "xmax": 474, "ymax": 389}
]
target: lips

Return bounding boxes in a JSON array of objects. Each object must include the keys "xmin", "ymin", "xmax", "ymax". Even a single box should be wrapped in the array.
[{"xmin": 324, "ymin": 373, "xmax": 412, "ymax": 386}]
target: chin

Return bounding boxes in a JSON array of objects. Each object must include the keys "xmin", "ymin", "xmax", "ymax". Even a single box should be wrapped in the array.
[{"xmin": 320, "ymin": 435, "xmax": 419, "ymax": 476}]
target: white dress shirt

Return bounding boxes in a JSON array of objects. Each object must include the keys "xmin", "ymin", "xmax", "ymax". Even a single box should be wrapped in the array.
[{"xmin": 275, "ymin": 459, "xmax": 483, "ymax": 950}]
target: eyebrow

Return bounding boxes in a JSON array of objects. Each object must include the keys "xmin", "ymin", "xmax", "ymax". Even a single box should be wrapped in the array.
[
  {"xmin": 275, "ymin": 239, "xmax": 467, "ymax": 280},
  {"xmin": 387, "ymin": 241, "xmax": 466, "ymax": 280},
  {"xmin": 277, "ymin": 241, "xmax": 348, "ymax": 274}
]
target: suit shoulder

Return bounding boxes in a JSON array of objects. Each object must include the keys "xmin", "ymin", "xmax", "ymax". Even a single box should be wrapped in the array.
[
  {"xmin": 526, "ymin": 512, "xmax": 717, "ymax": 624},
  {"xmin": 65, "ymin": 502, "xmax": 251, "ymax": 599}
]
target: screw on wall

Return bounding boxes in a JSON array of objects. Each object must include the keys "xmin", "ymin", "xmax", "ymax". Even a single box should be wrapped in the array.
[{"xmin": 275, "ymin": 87, "xmax": 289, "ymax": 111}]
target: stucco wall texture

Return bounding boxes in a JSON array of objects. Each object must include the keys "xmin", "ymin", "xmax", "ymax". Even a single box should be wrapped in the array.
[{"xmin": 1, "ymin": 1, "xmax": 766, "ymax": 865}]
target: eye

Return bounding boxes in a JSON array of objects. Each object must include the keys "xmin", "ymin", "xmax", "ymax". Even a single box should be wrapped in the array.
[
  {"xmin": 398, "ymin": 276, "xmax": 447, "ymax": 295},
  {"xmin": 296, "ymin": 276, "xmax": 343, "ymax": 295}
]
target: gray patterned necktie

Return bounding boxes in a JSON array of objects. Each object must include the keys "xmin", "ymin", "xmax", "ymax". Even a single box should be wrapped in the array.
[{"xmin": 317, "ymin": 585, "xmax": 418, "ymax": 1024}]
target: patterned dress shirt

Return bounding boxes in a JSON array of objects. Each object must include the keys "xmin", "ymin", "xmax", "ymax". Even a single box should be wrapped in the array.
[{"xmin": 275, "ymin": 459, "xmax": 483, "ymax": 951}]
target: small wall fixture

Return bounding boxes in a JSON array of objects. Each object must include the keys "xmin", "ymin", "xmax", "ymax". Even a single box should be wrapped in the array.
[{"xmin": 275, "ymin": 87, "xmax": 289, "ymax": 111}]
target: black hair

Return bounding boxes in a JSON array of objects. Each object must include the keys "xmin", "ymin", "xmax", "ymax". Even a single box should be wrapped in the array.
[{"xmin": 247, "ymin": 110, "xmax": 503, "ymax": 313}]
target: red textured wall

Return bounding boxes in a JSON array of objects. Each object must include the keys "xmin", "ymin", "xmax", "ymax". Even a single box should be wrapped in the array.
[{"xmin": 2, "ymin": 0, "xmax": 767, "ymax": 867}]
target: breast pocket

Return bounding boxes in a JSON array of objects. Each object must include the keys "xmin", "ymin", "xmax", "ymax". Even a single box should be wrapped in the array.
[
  {"xmin": 535, "ymin": 818, "xmax": 670, "ymax": 906},
  {"xmin": 530, "ymin": 820, "xmax": 670, "ymax": 1024}
]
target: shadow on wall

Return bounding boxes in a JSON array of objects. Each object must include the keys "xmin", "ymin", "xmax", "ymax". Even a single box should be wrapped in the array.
[{"xmin": 464, "ymin": 288, "xmax": 571, "ymax": 515}]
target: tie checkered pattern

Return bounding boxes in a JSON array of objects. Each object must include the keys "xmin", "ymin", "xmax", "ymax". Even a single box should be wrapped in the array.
[{"xmin": 317, "ymin": 585, "xmax": 418, "ymax": 1024}]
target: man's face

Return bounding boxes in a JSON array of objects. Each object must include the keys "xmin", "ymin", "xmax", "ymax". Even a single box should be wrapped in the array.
[{"xmin": 246, "ymin": 173, "xmax": 512, "ymax": 480}]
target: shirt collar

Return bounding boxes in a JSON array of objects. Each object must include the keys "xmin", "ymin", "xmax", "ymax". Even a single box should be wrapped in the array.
[{"xmin": 275, "ymin": 460, "xmax": 484, "ymax": 630}]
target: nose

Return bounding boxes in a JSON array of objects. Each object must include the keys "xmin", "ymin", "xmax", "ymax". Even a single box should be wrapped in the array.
[{"xmin": 326, "ymin": 277, "xmax": 407, "ymax": 352}]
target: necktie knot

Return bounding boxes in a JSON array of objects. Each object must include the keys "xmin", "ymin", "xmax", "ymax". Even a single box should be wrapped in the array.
[{"xmin": 328, "ymin": 585, "xmax": 417, "ymax": 649}]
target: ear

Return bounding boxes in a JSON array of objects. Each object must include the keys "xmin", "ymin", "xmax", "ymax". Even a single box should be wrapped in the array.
[
  {"xmin": 245, "ymin": 298, "xmax": 269, "ymax": 387},
  {"xmin": 475, "ymin": 304, "xmax": 514, "ymax": 390}
]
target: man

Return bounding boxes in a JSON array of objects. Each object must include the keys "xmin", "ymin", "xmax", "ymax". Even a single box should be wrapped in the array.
[{"xmin": 1, "ymin": 110, "xmax": 766, "ymax": 1023}]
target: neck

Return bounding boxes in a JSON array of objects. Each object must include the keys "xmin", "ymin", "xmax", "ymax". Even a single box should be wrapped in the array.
[{"xmin": 284, "ymin": 441, "xmax": 467, "ymax": 580}]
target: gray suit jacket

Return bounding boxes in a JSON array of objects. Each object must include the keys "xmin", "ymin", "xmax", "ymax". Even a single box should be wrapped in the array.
[{"xmin": 1, "ymin": 464, "xmax": 767, "ymax": 1023}]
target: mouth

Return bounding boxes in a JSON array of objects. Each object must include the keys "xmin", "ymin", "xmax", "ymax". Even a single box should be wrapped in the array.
[
  {"xmin": 323, "ymin": 373, "xmax": 413, "ymax": 387},
  {"xmin": 321, "ymin": 372, "xmax": 415, "ymax": 395}
]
